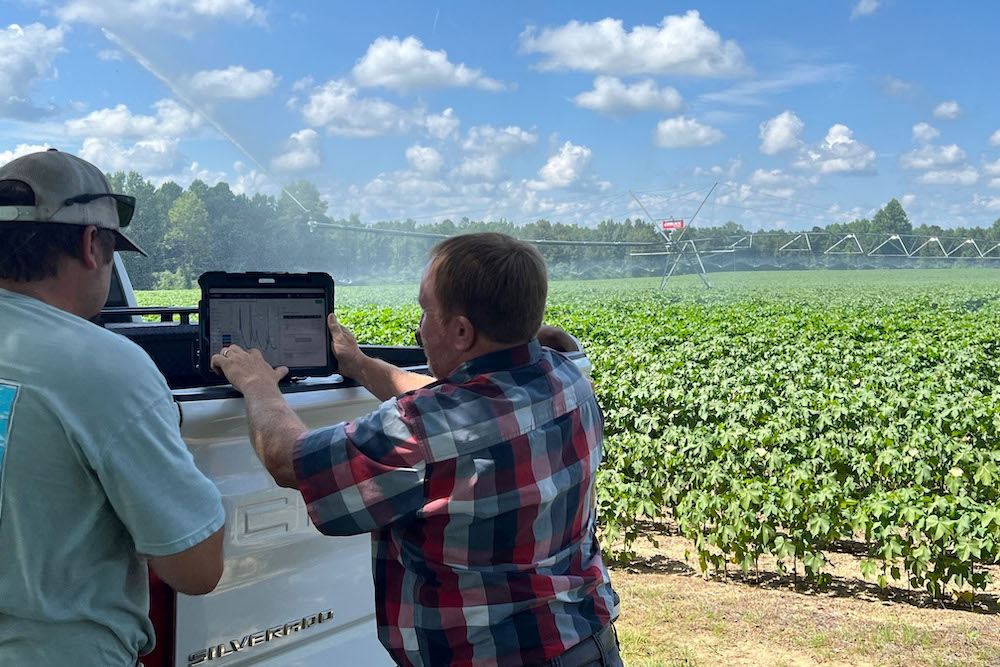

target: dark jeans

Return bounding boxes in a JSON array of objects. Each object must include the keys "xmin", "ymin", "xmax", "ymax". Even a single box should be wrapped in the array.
[{"xmin": 535, "ymin": 623, "xmax": 623, "ymax": 667}]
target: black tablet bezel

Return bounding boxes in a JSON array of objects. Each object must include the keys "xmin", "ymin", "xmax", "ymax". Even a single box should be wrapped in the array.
[{"xmin": 198, "ymin": 271, "xmax": 337, "ymax": 380}]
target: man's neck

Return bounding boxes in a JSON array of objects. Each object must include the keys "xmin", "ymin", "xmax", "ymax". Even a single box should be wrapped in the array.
[
  {"xmin": 0, "ymin": 277, "xmax": 87, "ymax": 318},
  {"xmin": 445, "ymin": 338, "xmax": 530, "ymax": 376}
]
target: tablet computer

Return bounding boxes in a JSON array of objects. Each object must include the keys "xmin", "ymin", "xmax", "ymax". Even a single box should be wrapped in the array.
[{"xmin": 198, "ymin": 272, "xmax": 337, "ymax": 379}]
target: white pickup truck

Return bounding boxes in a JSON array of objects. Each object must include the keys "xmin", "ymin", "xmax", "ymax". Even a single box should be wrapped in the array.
[{"xmin": 101, "ymin": 256, "xmax": 593, "ymax": 667}]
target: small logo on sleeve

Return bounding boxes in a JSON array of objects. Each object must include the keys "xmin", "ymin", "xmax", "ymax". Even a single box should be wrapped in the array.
[{"xmin": 0, "ymin": 381, "xmax": 20, "ymax": 521}]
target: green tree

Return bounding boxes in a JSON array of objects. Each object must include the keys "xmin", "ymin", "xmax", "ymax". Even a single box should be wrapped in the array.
[
  {"xmin": 872, "ymin": 198, "xmax": 912, "ymax": 234},
  {"xmin": 163, "ymin": 191, "xmax": 211, "ymax": 285}
]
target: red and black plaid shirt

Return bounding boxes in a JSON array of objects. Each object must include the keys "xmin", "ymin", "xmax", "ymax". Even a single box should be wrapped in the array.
[{"xmin": 294, "ymin": 340, "xmax": 617, "ymax": 666}]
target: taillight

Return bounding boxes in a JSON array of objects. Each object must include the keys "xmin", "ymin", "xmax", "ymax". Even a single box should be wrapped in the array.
[{"xmin": 143, "ymin": 569, "xmax": 176, "ymax": 667}]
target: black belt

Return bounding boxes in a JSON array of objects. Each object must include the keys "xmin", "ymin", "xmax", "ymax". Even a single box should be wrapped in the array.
[{"xmin": 535, "ymin": 623, "xmax": 619, "ymax": 667}]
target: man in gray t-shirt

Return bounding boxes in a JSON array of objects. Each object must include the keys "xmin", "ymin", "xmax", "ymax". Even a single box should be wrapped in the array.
[{"xmin": 0, "ymin": 150, "xmax": 226, "ymax": 665}]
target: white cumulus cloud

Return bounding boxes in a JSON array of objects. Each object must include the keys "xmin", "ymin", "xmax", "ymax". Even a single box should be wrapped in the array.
[
  {"xmin": 528, "ymin": 141, "xmax": 592, "ymax": 190},
  {"xmin": 187, "ymin": 66, "xmax": 277, "ymax": 100},
  {"xmin": 932, "ymin": 100, "xmax": 961, "ymax": 120},
  {"xmin": 300, "ymin": 79, "xmax": 414, "ymax": 137},
  {"xmin": 451, "ymin": 155, "xmax": 502, "ymax": 182},
  {"xmin": 759, "ymin": 110, "xmax": 803, "ymax": 155},
  {"xmin": 185, "ymin": 161, "xmax": 227, "ymax": 186},
  {"xmin": 695, "ymin": 157, "xmax": 743, "ymax": 179},
  {"xmin": 912, "ymin": 122, "xmax": 940, "ymax": 143},
  {"xmin": 917, "ymin": 167, "xmax": 978, "ymax": 185},
  {"xmin": 405, "ymin": 144, "xmax": 444, "ymax": 174},
  {"xmin": 352, "ymin": 36, "xmax": 505, "ymax": 92},
  {"xmin": 747, "ymin": 167, "xmax": 814, "ymax": 195},
  {"xmin": 462, "ymin": 125, "xmax": 538, "ymax": 156},
  {"xmin": 793, "ymin": 124, "xmax": 876, "ymax": 174},
  {"xmin": 424, "ymin": 108, "xmax": 460, "ymax": 141},
  {"xmin": 271, "ymin": 128, "xmax": 321, "ymax": 172},
  {"xmin": 0, "ymin": 23, "xmax": 66, "ymax": 118},
  {"xmin": 899, "ymin": 144, "xmax": 966, "ymax": 169},
  {"xmin": 750, "ymin": 168, "xmax": 791, "ymax": 186},
  {"xmin": 292, "ymin": 76, "xmax": 314, "ymax": 92},
  {"xmin": 333, "ymin": 169, "xmax": 615, "ymax": 227},
  {"xmin": 654, "ymin": 117, "xmax": 724, "ymax": 148},
  {"xmin": 982, "ymin": 158, "xmax": 1000, "ymax": 176},
  {"xmin": 901, "ymin": 193, "xmax": 916, "ymax": 208},
  {"xmin": 990, "ymin": 129, "xmax": 1000, "ymax": 147},
  {"xmin": 65, "ymin": 99, "xmax": 201, "ymax": 138},
  {"xmin": 231, "ymin": 161, "xmax": 278, "ymax": 196},
  {"xmin": 0, "ymin": 143, "xmax": 54, "ymax": 167},
  {"xmin": 851, "ymin": 0, "xmax": 880, "ymax": 19},
  {"xmin": 299, "ymin": 80, "xmax": 460, "ymax": 140},
  {"xmin": 79, "ymin": 136, "xmax": 182, "ymax": 175},
  {"xmin": 58, "ymin": 0, "xmax": 265, "ymax": 35},
  {"xmin": 572, "ymin": 76, "xmax": 683, "ymax": 116},
  {"xmin": 714, "ymin": 183, "xmax": 753, "ymax": 208},
  {"xmin": 519, "ymin": 11, "xmax": 747, "ymax": 76}
]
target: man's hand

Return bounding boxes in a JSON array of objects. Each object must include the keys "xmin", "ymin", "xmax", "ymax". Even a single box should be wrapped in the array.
[
  {"xmin": 210, "ymin": 345, "xmax": 288, "ymax": 397},
  {"xmin": 328, "ymin": 313, "xmax": 366, "ymax": 379},
  {"xmin": 327, "ymin": 312, "xmax": 434, "ymax": 400}
]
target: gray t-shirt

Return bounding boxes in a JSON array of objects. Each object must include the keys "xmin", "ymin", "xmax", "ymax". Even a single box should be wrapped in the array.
[{"xmin": 0, "ymin": 288, "xmax": 225, "ymax": 665}]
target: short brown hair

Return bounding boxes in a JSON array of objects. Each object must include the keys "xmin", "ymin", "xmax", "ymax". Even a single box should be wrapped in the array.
[
  {"xmin": 0, "ymin": 222, "xmax": 115, "ymax": 282},
  {"xmin": 430, "ymin": 232, "xmax": 548, "ymax": 344}
]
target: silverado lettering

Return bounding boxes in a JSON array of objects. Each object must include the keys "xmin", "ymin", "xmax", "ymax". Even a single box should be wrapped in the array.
[{"xmin": 187, "ymin": 610, "xmax": 334, "ymax": 665}]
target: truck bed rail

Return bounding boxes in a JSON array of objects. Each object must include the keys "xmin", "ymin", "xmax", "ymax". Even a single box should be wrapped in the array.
[{"xmin": 100, "ymin": 306, "xmax": 430, "ymax": 391}]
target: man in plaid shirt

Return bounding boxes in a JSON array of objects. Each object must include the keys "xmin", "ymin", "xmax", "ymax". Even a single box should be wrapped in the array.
[{"xmin": 213, "ymin": 233, "xmax": 621, "ymax": 666}]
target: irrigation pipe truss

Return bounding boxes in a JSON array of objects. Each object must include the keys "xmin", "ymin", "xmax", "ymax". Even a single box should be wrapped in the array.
[
  {"xmin": 306, "ymin": 220, "xmax": 665, "ymax": 248},
  {"xmin": 305, "ymin": 221, "xmax": 1000, "ymax": 258}
]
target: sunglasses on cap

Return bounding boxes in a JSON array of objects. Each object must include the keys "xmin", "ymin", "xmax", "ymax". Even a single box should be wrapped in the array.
[{"xmin": 62, "ymin": 193, "xmax": 136, "ymax": 228}]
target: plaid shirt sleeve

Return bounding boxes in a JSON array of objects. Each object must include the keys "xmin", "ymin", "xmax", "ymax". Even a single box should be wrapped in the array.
[{"xmin": 293, "ymin": 396, "xmax": 427, "ymax": 536}]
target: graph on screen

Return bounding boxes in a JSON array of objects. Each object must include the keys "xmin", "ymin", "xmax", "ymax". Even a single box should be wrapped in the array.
[{"xmin": 208, "ymin": 288, "xmax": 327, "ymax": 368}]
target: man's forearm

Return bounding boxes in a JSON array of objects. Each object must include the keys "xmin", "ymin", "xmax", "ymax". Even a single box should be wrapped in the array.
[
  {"xmin": 354, "ymin": 356, "xmax": 434, "ymax": 402},
  {"xmin": 243, "ymin": 382, "xmax": 308, "ymax": 489}
]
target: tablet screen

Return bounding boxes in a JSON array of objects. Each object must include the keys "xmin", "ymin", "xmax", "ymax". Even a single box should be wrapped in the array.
[{"xmin": 206, "ymin": 286, "xmax": 328, "ymax": 368}]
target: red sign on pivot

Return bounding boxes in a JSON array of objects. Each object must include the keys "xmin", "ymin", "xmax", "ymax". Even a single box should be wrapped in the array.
[{"xmin": 661, "ymin": 219, "xmax": 684, "ymax": 230}]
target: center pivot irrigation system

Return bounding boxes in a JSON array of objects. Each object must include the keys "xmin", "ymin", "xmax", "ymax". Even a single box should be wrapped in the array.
[{"xmin": 629, "ymin": 183, "xmax": 718, "ymax": 290}]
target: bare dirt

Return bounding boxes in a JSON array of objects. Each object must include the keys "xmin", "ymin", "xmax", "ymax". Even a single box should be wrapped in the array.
[{"xmin": 608, "ymin": 520, "xmax": 1000, "ymax": 666}]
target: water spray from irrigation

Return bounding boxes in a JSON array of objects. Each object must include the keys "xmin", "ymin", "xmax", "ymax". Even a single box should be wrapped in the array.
[{"xmin": 101, "ymin": 29, "xmax": 313, "ymax": 218}]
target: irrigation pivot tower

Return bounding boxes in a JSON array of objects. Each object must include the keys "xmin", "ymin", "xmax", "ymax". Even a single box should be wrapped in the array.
[{"xmin": 629, "ymin": 183, "xmax": 718, "ymax": 290}]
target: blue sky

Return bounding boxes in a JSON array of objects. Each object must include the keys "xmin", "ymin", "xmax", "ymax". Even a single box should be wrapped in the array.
[{"xmin": 2, "ymin": 0, "xmax": 999, "ymax": 231}]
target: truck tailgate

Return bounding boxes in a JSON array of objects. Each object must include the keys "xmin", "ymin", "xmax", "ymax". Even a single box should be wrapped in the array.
[{"xmin": 174, "ymin": 384, "xmax": 394, "ymax": 666}]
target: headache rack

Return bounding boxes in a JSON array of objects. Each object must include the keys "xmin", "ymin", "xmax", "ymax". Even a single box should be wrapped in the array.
[{"xmin": 99, "ymin": 305, "xmax": 428, "ymax": 396}]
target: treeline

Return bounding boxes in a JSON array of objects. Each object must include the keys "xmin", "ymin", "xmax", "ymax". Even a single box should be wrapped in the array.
[
  {"xmin": 111, "ymin": 171, "xmax": 670, "ymax": 289},
  {"xmin": 108, "ymin": 171, "xmax": 1000, "ymax": 290}
]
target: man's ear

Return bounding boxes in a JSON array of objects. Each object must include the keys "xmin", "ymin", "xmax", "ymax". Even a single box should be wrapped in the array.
[
  {"xmin": 451, "ymin": 314, "xmax": 477, "ymax": 352},
  {"xmin": 79, "ymin": 226, "xmax": 102, "ymax": 271}
]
